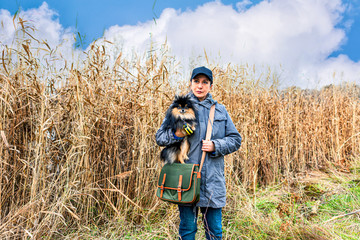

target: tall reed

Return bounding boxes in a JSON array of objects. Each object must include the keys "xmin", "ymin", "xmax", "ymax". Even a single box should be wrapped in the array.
[{"xmin": 1, "ymin": 22, "xmax": 359, "ymax": 238}]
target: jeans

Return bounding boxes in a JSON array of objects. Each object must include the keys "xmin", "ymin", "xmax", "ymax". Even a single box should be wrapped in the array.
[{"xmin": 178, "ymin": 205, "xmax": 222, "ymax": 240}]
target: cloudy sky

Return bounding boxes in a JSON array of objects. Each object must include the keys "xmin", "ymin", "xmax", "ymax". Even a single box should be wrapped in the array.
[{"xmin": 1, "ymin": 0, "xmax": 360, "ymax": 88}]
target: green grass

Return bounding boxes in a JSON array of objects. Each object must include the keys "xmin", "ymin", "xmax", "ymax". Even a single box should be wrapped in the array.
[{"xmin": 57, "ymin": 170, "xmax": 360, "ymax": 240}]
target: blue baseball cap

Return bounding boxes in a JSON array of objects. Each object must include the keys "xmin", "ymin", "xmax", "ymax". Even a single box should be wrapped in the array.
[{"xmin": 190, "ymin": 66, "xmax": 213, "ymax": 84}]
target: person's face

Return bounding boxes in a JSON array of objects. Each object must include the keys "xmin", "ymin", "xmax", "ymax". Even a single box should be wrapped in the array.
[{"xmin": 190, "ymin": 74, "xmax": 212, "ymax": 101}]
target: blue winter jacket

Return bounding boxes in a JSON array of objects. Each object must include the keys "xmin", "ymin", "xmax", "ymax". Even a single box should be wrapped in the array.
[{"xmin": 155, "ymin": 92, "xmax": 242, "ymax": 208}]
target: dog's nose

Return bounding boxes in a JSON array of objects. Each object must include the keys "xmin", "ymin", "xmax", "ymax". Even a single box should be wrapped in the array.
[{"xmin": 180, "ymin": 109, "xmax": 185, "ymax": 113}]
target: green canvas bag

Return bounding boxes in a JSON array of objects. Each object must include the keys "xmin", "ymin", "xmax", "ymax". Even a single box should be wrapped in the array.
[{"xmin": 156, "ymin": 104, "xmax": 215, "ymax": 205}]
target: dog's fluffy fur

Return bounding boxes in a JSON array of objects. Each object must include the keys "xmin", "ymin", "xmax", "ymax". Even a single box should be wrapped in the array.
[{"xmin": 160, "ymin": 95, "xmax": 198, "ymax": 164}]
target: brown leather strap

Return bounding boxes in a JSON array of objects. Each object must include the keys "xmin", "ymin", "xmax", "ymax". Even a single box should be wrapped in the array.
[
  {"xmin": 199, "ymin": 104, "xmax": 215, "ymax": 174},
  {"xmin": 160, "ymin": 173, "xmax": 166, "ymax": 198},
  {"xmin": 177, "ymin": 175, "xmax": 183, "ymax": 201}
]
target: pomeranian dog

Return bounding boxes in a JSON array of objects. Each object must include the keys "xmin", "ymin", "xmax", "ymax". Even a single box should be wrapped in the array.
[{"xmin": 160, "ymin": 95, "xmax": 198, "ymax": 164}]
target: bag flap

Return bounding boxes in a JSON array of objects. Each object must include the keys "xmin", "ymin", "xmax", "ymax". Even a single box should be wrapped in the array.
[{"xmin": 158, "ymin": 163, "xmax": 198, "ymax": 190}]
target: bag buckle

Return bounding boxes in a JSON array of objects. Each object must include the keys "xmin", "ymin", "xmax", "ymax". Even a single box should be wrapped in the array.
[
  {"xmin": 160, "ymin": 173, "xmax": 166, "ymax": 198},
  {"xmin": 177, "ymin": 175, "xmax": 183, "ymax": 201}
]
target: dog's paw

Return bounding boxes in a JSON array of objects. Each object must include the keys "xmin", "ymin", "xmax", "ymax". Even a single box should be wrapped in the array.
[{"xmin": 178, "ymin": 154, "xmax": 188, "ymax": 164}]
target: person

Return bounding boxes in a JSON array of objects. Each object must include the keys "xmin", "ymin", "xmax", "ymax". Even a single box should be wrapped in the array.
[{"xmin": 155, "ymin": 66, "xmax": 242, "ymax": 240}]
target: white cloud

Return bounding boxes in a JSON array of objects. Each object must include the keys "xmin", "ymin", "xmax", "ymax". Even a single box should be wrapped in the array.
[
  {"xmin": 0, "ymin": 9, "xmax": 16, "ymax": 44},
  {"xmin": 1, "ymin": 1, "xmax": 359, "ymax": 88},
  {"xmin": 236, "ymin": 0, "xmax": 253, "ymax": 12},
  {"xmin": 0, "ymin": 2, "xmax": 80, "ymax": 69},
  {"xmin": 306, "ymin": 54, "xmax": 360, "ymax": 88},
  {"xmin": 99, "ymin": 0, "xmax": 360, "ymax": 88}
]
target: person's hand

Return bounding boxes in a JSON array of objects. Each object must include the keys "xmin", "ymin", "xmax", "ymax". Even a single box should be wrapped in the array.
[{"xmin": 202, "ymin": 140, "xmax": 215, "ymax": 152}]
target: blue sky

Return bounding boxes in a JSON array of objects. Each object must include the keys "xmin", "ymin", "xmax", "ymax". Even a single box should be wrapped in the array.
[
  {"xmin": 1, "ymin": 0, "xmax": 265, "ymax": 48},
  {"xmin": 1, "ymin": 0, "xmax": 360, "ymax": 88}
]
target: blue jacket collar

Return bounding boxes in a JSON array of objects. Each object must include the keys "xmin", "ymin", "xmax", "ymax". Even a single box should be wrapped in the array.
[{"xmin": 188, "ymin": 91, "xmax": 216, "ymax": 109}]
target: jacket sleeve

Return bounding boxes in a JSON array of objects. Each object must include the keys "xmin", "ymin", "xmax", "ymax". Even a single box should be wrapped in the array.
[
  {"xmin": 211, "ymin": 111, "xmax": 242, "ymax": 157},
  {"xmin": 155, "ymin": 117, "xmax": 183, "ymax": 146}
]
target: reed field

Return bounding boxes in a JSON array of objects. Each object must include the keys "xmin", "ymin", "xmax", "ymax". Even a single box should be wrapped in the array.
[{"xmin": 0, "ymin": 22, "xmax": 359, "ymax": 239}]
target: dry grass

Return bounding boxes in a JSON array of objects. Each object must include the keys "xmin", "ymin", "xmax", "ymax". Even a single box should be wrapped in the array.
[{"xmin": 1, "ymin": 20, "xmax": 360, "ymax": 239}]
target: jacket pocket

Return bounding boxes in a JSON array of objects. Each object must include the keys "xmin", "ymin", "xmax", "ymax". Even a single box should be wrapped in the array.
[
  {"xmin": 212, "ymin": 112, "xmax": 227, "ymax": 139},
  {"xmin": 214, "ymin": 160, "xmax": 225, "ymax": 177},
  {"xmin": 213, "ymin": 164, "xmax": 226, "ymax": 196}
]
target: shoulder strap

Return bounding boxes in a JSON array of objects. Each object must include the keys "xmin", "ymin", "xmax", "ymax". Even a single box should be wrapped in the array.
[{"xmin": 199, "ymin": 104, "xmax": 215, "ymax": 173}]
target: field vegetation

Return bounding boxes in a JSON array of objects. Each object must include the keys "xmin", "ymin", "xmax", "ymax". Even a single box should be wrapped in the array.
[{"xmin": 0, "ymin": 20, "xmax": 359, "ymax": 239}]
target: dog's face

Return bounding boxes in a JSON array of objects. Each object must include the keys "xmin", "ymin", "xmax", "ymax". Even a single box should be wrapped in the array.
[{"xmin": 171, "ymin": 95, "xmax": 196, "ymax": 120}]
